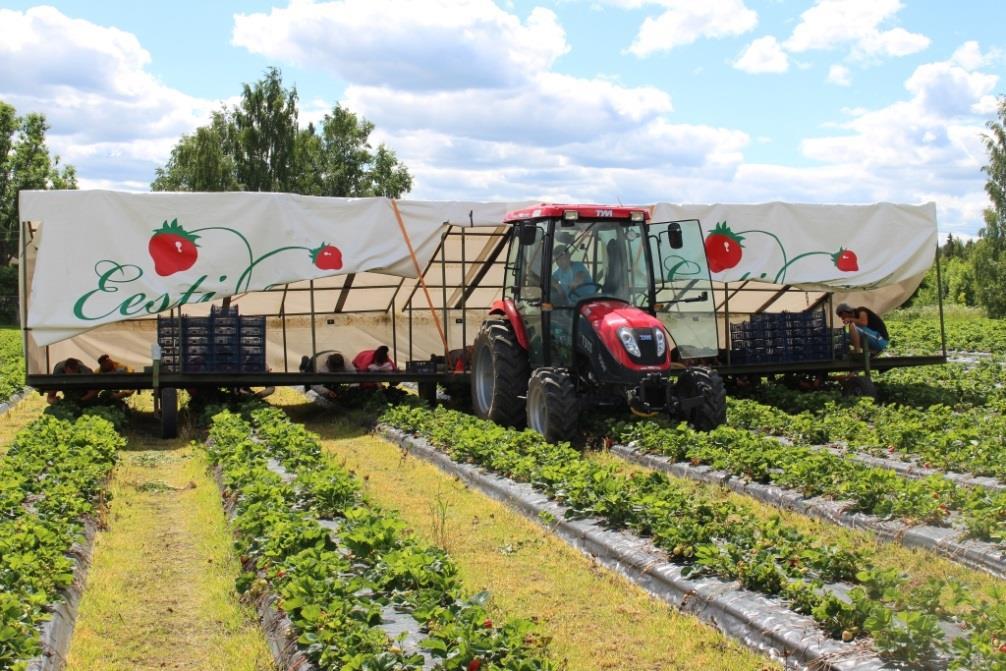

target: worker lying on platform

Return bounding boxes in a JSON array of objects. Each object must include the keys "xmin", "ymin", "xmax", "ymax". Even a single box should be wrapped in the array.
[
  {"xmin": 308, "ymin": 352, "xmax": 355, "ymax": 404},
  {"xmin": 97, "ymin": 353, "xmax": 135, "ymax": 400},
  {"xmin": 47, "ymin": 357, "xmax": 99, "ymax": 405},
  {"xmin": 353, "ymin": 345, "xmax": 397, "ymax": 373}
]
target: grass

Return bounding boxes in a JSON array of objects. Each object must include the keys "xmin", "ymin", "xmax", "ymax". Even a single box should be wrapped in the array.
[
  {"xmin": 587, "ymin": 450, "xmax": 1006, "ymax": 613},
  {"xmin": 0, "ymin": 390, "xmax": 46, "ymax": 454},
  {"xmin": 274, "ymin": 392, "xmax": 778, "ymax": 671},
  {"xmin": 65, "ymin": 393, "xmax": 274, "ymax": 671}
]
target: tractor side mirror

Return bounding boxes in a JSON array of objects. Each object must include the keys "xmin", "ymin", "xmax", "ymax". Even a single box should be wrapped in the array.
[
  {"xmin": 518, "ymin": 226, "xmax": 539, "ymax": 246},
  {"xmin": 668, "ymin": 223, "xmax": 683, "ymax": 249}
]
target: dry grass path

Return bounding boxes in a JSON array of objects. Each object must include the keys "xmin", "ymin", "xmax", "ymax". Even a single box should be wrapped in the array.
[{"xmin": 65, "ymin": 401, "xmax": 273, "ymax": 671}]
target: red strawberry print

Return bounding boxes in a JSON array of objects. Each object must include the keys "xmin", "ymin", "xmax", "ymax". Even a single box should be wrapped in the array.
[
  {"xmin": 704, "ymin": 222, "xmax": 744, "ymax": 273},
  {"xmin": 149, "ymin": 219, "xmax": 199, "ymax": 276},
  {"xmin": 832, "ymin": 248, "xmax": 859, "ymax": 272},
  {"xmin": 310, "ymin": 243, "xmax": 343, "ymax": 271}
]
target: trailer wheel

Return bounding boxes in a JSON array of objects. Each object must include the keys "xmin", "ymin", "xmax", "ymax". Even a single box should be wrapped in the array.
[
  {"xmin": 526, "ymin": 368, "xmax": 579, "ymax": 444},
  {"xmin": 471, "ymin": 319, "xmax": 529, "ymax": 427},
  {"xmin": 673, "ymin": 368, "xmax": 727, "ymax": 431},
  {"xmin": 842, "ymin": 375, "xmax": 877, "ymax": 398},
  {"xmin": 160, "ymin": 387, "xmax": 178, "ymax": 439}
]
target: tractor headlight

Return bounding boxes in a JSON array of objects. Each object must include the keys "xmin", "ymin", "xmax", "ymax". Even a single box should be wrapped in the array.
[
  {"xmin": 654, "ymin": 329, "xmax": 666, "ymax": 357},
  {"xmin": 617, "ymin": 327, "xmax": 641, "ymax": 358}
]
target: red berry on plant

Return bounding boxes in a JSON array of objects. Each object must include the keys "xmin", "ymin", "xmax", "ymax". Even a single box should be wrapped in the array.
[
  {"xmin": 704, "ymin": 222, "xmax": 744, "ymax": 274},
  {"xmin": 149, "ymin": 219, "xmax": 199, "ymax": 276},
  {"xmin": 468, "ymin": 659, "xmax": 482, "ymax": 671},
  {"xmin": 483, "ymin": 618, "xmax": 493, "ymax": 628}
]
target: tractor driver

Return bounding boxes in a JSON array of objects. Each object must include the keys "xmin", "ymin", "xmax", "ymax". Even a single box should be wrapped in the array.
[{"xmin": 551, "ymin": 246, "xmax": 597, "ymax": 304}]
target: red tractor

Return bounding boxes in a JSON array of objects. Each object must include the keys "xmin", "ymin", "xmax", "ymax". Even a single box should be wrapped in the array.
[{"xmin": 471, "ymin": 204, "xmax": 727, "ymax": 443}]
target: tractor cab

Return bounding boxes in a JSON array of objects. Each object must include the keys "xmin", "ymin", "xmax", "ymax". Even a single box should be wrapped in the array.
[{"xmin": 472, "ymin": 204, "xmax": 727, "ymax": 443}]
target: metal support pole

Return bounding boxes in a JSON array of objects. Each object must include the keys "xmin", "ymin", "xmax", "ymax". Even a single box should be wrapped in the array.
[
  {"xmin": 440, "ymin": 230, "xmax": 449, "ymax": 359},
  {"xmin": 935, "ymin": 243, "xmax": 947, "ymax": 358},
  {"xmin": 391, "ymin": 302, "xmax": 398, "ymax": 365},
  {"xmin": 280, "ymin": 287, "xmax": 289, "ymax": 373},
  {"xmin": 309, "ymin": 279, "xmax": 317, "ymax": 362},
  {"xmin": 408, "ymin": 301, "xmax": 414, "ymax": 362},
  {"xmin": 460, "ymin": 224, "xmax": 468, "ymax": 357},
  {"xmin": 724, "ymin": 282, "xmax": 731, "ymax": 366}
]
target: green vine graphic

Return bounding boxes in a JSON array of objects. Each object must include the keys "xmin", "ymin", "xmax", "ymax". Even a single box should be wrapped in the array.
[
  {"xmin": 703, "ymin": 220, "xmax": 859, "ymax": 283},
  {"xmin": 146, "ymin": 218, "xmax": 344, "ymax": 293}
]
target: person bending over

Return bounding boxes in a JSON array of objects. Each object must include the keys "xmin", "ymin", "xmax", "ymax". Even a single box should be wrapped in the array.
[{"xmin": 836, "ymin": 303, "xmax": 889, "ymax": 354}]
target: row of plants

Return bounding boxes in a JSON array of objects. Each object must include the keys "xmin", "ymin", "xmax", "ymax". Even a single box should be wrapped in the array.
[
  {"xmin": 381, "ymin": 403, "xmax": 1006, "ymax": 668},
  {"xmin": 207, "ymin": 406, "xmax": 555, "ymax": 670},
  {"xmin": 0, "ymin": 328, "xmax": 24, "ymax": 403},
  {"xmin": 886, "ymin": 314, "xmax": 1006, "ymax": 355},
  {"xmin": 617, "ymin": 406, "xmax": 1006, "ymax": 542},
  {"xmin": 729, "ymin": 394, "xmax": 1006, "ymax": 481},
  {"xmin": 0, "ymin": 413, "xmax": 123, "ymax": 670}
]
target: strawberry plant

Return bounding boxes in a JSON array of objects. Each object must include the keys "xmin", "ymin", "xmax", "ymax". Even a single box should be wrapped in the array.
[
  {"xmin": 0, "ymin": 414, "xmax": 122, "ymax": 671},
  {"xmin": 205, "ymin": 408, "xmax": 556, "ymax": 670}
]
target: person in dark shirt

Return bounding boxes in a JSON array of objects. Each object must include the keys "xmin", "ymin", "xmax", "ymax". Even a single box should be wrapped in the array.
[
  {"xmin": 47, "ymin": 357, "xmax": 99, "ymax": 405},
  {"xmin": 836, "ymin": 303, "xmax": 889, "ymax": 354}
]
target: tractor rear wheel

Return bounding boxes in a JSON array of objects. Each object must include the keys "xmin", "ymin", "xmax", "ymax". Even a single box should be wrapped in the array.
[
  {"xmin": 526, "ymin": 368, "xmax": 579, "ymax": 444},
  {"xmin": 673, "ymin": 367, "xmax": 726, "ymax": 431},
  {"xmin": 471, "ymin": 319, "xmax": 529, "ymax": 427}
]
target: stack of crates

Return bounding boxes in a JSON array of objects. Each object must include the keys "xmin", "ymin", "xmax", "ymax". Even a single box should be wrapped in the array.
[
  {"xmin": 157, "ymin": 306, "xmax": 266, "ymax": 373},
  {"xmin": 729, "ymin": 309, "xmax": 840, "ymax": 364}
]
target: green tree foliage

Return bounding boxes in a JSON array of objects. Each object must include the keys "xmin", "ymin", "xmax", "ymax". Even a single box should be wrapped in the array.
[
  {"xmin": 0, "ymin": 101, "xmax": 77, "ymax": 264},
  {"xmin": 152, "ymin": 68, "xmax": 412, "ymax": 198},
  {"xmin": 974, "ymin": 95, "xmax": 1006, "ymax": 317}
]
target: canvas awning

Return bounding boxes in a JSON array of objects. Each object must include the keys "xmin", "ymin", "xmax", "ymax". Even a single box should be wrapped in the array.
[{"xmin": 19, "ymin": 192, "xmax": 937, "ymax": 376}]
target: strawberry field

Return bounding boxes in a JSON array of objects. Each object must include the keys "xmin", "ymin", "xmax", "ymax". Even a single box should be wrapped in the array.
[
  {"xmin": 5, "ymin": 312, "xmax": 1006, "ymax": 671},
  {"xmin": 0, "ymin": 328, "xmax": 24, "ymax": 404}
]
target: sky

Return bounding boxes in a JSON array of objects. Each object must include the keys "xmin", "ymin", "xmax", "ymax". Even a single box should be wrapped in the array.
[{"xmin": 1, "ymin": 0, "xmax": 1004, "ymax": 238}]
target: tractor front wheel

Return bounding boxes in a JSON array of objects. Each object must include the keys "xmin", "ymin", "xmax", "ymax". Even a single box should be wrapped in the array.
[
  {"xmin": 672, "ymin": 367, "xmax": 727, "ymax": 431},
  {"xmin": 526, "ymin": 368, "xmax": 579, "ymax": 444},
  {"xmin": 471, "ymin": 319, "xmax": 529, "ymax": 427}
]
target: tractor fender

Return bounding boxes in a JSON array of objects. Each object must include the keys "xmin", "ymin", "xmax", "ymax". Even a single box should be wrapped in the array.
[
  {"xmin": 579, "ymin": 300, "xmax": 670, "ymax": 373},
  {"xmin": 489, "ymin": 299, "xmax": 529, "ymax": 350}
]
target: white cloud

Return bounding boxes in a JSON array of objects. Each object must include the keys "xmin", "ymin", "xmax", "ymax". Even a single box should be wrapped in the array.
[
  {"xmin": 233, "ymin": 0, "xmax": 568, "ymax": 91},
  {"xmin": 734, "ymin": 36, "xmax": 789, "ymax": 74},
  {"xmin": 798, "ymin": 44, "xmax": 998, "ymax": 231},
  {"xmin": 0, "ymin": 6, "xmax": 221, "ymax": 189},
  {"xmin": 784, "ymin": 0, "xmax": 930, "ymax": 59},
  {"xmin": 626, "ymin": 0, "xmax": 758, "ymax": 57},
  {"xmin": 827, "ymin": 64, "xmax": 851, "ymax": 86}
]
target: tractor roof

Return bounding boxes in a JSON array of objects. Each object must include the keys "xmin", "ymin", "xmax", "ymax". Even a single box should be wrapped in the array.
[{"xmin": 502, "ymin": 203, "xmax": 650, "ymax": 224}]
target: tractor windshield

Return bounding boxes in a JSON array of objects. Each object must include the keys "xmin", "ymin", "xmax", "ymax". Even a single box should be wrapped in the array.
[
  {"xmin": 549, "ymin": 220, "xmax": 649, "ymax": 308},
  {"xmin": 648, "ymin": 220, "xmax": 719, "ymax": 359}
]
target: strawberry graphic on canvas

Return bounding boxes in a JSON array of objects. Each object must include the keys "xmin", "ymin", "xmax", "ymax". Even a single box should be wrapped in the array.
[
  {"xmin": 832, "ymin": 248, "xmax": 859, "ymax": 272},
  {"xmin": 148, "ymin": 219, "xmax": 200, "ymax": 276},
  {"xmin": 704, "ymin": 222, "xmax": 744, "ymax": 273},
  {"xmin": 310, "ymin": 243, "xmax": 343, "ymax": 271}
]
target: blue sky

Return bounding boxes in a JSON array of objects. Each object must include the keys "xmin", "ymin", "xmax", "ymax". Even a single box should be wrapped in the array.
[{"xmin": 1, "ymin": 1, "xmax": 1004, "ymax": 237}]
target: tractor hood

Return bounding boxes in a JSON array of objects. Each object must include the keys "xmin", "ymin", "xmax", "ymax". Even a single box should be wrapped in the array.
[{"xmin": 579, "ymin": 300, "xmax": 671, "ymax": 372}]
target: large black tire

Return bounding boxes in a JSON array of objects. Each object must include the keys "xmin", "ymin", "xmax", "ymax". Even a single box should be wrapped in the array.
[
  {"xmin": 160, "ymin": 387, "xmax": 178, "ymax": 439},
  {"xmin": 526, "ymin": 368, "xmax": 579, "ymax": 444},
  {"xmin": 471, "ymin": 319, "xmax": 530, "ymax": 427},
  {"xmin": 842, "ymin": 375, "xmax": 877, "ymax": 398},
  {"xmin": 673, "ymin": 367, "xmax": 726, "ymax": 431}
]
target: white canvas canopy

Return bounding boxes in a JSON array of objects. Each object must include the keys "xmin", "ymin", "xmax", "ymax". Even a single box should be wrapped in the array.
[{"xmin": 18, "ymin": 191, "xmax": 937, "ymax": 375}]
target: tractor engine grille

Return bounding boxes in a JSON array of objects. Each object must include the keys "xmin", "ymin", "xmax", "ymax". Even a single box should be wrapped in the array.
[{"xmin": 631, "ymin": 328, "xmax": 663, "ymax": 365}]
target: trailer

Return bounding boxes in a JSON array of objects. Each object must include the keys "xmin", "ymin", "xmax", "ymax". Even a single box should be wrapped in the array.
[{"xmin": 18, "ymin": 192, "xmax": 946, "ymax": 438}]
